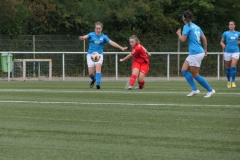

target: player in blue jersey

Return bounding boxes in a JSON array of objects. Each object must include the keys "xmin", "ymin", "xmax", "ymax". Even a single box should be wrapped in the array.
[
  {"xmin": 220, "ymin": 21, "xmax": 240, "ymax": 88},
  {"xmin": 176, "ymin": 10, "xmax": 215, "ymax": 98},
  {"xmin": 79, "ymin": 22, "xmax": 128, "ymax": 89}
]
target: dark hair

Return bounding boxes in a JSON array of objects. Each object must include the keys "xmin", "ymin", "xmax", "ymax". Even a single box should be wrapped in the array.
[
  {"xmin": 183, "ymin": 10, "xmax": 193, "ymax": 26},
  {"xmin": 229, "ymin": 20, "xmax": 236, "ymax": 26}
]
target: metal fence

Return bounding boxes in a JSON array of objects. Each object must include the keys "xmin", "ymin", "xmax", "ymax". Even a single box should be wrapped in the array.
[{"xmin": 0, "ymin": 51, "xmax": 232, "ymax": 82}]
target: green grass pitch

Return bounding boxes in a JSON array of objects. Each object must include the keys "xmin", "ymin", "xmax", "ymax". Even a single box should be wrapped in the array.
[{"xmin": 0, "ymin": 81, "xmax": 239, "ymax": 160}]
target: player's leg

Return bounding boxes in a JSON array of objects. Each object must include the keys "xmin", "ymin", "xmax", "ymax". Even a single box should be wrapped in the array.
[
  {"xmin": 191, "ymin": 66, "xmax": 212, "ymax": 92},
  {"xmin": 224, "ymin": 53, "xmax": 232, "ymax": 88},
  {"xmin": 95, "ymin": 55, "xmax": 104, "ymax": 89},
  {"xmin": 87, "ymin": 54, "xmax": 96, "ymax": 88},
  {"xmin": 128, "ymin": 62, "xmax": 140, "ymax": 90},
  {"xmin": 137, "ymin": 72, "xmax": 145, "ymax": 89},
  {"xmin": 230, "ymin": 53, "xmax": 239, "ymax": 87},
  {"xmin": 88, "ymin": 67, "xmax": 95, "ymax": 87},
  {"xmin": 128, "ymin": 68, "xmax": 139, "ymax": 90},
  {"xmin": 190, "ymin": 53, "xmax": 215, "ymax": 98},
  {"xmin": 136, "ymin": 63, "xmax": 149, "ymax": 89},
  {"xmin": 181, "ymin": 56, "xmax": 199, "ymax": 96}
]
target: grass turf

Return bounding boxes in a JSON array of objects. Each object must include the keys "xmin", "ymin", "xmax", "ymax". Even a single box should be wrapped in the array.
[{"xmin": 0, "ymin": 81, "xmax": 239, "ymax": 160}]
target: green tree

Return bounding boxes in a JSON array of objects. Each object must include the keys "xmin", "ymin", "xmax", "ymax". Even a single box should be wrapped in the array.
[
  {"xmin": 1, "ymin": 0, "xmax": 240, "ymax": 42},
  {"xmin": 24, "ymin": 0, "xmax": 57, "ymax": 34},
  {"xmin": 0, "ymin": 0, "xmax": 29, "ymax": 35},
  {"xmin": 0, "ymin": 0, "xmax": 18, "ymax": 22},
  {"xmin": 79, "ymin": 0, "xmax": 178, "ymax": 42}
]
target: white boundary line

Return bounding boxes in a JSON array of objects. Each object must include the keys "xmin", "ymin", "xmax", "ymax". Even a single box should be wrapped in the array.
[
  {"xmin": 0, "ymin": 89, "xmax": 240, "ymax": 95},
  {"xmin": 0, "ymin": 100, "xmax": 240, "ymax": 108}
]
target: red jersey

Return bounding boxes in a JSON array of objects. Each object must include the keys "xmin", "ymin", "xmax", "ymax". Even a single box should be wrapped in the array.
[{"xmin": 131, "ymin": 44, "xmax": 149, "ymax": 64}]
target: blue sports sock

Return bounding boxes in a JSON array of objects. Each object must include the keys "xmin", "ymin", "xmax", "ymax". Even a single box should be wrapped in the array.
[
  {"xmin": 96, "ymin": 73, "xmax": 102, "ymax": 85},
  {"xmin": 194, "ymin": 75, "xmax": 212, "ymax": 92},
  {"xmin": 231, "ymin": 66, "xmax": 236, "ymax": 82},
  {"xmin": 226, "ymin": 68, "xmax": 231, "ymax": 82},
  {"xmin": 89, "ymin": 74, "xmax": 96, "ymax": 81},
  {"xmin": 181, "ymin": 71, "xmax": 197, "ymax": 91}
]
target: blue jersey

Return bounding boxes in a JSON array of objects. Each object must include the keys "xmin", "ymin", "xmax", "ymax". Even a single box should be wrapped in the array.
[
  {"xmin": 182, "ymin": 22, "xmax": 204, "ymax": 55},
  {"xmin": 221, "ymin": 31, "xmax": 240, "ymax": 53},
  {"xmin": 87, "ymin": 32, "xmax": 110, "ymax": 54}
]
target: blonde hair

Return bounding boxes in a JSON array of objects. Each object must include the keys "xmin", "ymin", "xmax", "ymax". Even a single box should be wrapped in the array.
[
  {"xmin": 129, "ymin": 35, "xmax": 140, "ymax": 44},
  {"xmin": 94, "ymin": 22, "xmax": 103, "ymax": 28}
]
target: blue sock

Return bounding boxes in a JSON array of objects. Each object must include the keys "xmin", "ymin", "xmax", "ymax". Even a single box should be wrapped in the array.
[
  {"xmin": 96, "ymin": 73, "xmax": 102, "ymax": 85},
  {"xmin": 226, "ymin": 68, "xmax": 231, "ymax": 81},
  {"xmin": 181, "ymin": 71, "xmax": 197, "ymax": 91},
  {"xmin": 194, "ymin": 75, "xmax": 212, "ymax": 92},
  {"xmin": 89, "ymin": 74, "xmax": 96, "ymax": 81},
  {"xmin": 231, "ymin": 66, "xmax": 236, "ymax": 82}
]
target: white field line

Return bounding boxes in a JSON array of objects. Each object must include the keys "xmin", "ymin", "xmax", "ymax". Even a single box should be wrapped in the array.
[
  {"xmin": 0, "ymin": 100, "xmax": 240, "ymax": 108},
  {"xmin": 0, "ymin": 89, "xmax": 240, "ymax": 95}
]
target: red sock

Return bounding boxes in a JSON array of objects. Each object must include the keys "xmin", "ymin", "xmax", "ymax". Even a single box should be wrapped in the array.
[
  {"xmin": 138, "ymin": 80, "xmax": 145, "ymax": 89},
  {"xmin": 129, "ymin": 74, "xmax": 137, "ymax": 86}
]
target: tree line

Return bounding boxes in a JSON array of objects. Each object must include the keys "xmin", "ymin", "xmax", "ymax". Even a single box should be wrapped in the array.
[{"xmin": 1, "ymin": 0, "xmax": 240, "ymax": 43}]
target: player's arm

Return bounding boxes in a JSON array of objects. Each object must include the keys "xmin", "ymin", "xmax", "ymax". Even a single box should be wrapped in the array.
[
  {"xmin": 201, "ymin": 34, "xmax": 207, "ymax": 55},
  {"xmin": 108, "ymin": 40, "xmax": 128, "ymax": 51},
  {"xmin": 220, "ymin": 38, "xmax": 226, "ymax": 49},
  {"xmin": 119, "ymin": 53, "xmax": 133, "ymax": 62},
  {"xmin": 238, "ymin": 32, "xmax": 240, "ymax": 45},
  {"xmin": 143, "ymin": 46, "xmax": 151, "ymax": 57},
  {"xmin": 79, "ymin": 35, "xmax": 88, "ymax": 40},
  {"xmin": 176, "ymin": 28, "xmax": 187, "ymax": 42}
]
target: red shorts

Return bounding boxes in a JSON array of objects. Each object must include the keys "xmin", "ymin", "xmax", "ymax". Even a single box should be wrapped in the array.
[{"xmin": 132, "ymin": 61, "xmax": 149, "ymax": 75}]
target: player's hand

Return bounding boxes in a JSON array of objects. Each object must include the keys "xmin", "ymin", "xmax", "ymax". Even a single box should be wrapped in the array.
[
  {"xmin": 121, "ymin": 47, "xmax": 128, "ymax": 51},
  {"xmin": 176, "ymin": 28, "xmax": 181, "ymax": 35},
  {"xmin": 119, "ymin": 59, "xmax": 124, "ymax": 62},
  {"xmin": 204, "ymin": 50, "xmax": 207, "ymax": 56},
  {"xmin": 221, "ymin": 44, "xmax": 226, "ymax": 49},
  {"xmin": 79, "ymin": 36, "xmax": 84, "ymax": 40}
]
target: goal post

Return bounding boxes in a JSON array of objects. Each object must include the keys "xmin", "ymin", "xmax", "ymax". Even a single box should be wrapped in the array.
[{"xmin": 12, "ymin": 59, "xmax": 52, "ymax": 81}]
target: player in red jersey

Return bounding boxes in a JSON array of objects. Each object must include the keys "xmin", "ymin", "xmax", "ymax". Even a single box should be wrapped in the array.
[{"xmin": 120, "ymin": 35, "xmax": 151, "ymax": 90}]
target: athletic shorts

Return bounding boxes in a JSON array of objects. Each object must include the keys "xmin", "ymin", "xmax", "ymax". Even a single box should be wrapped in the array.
[
  {"xmin": 87, "ymin": 54, "xmax": 103, "ymax": 67},
  {"xmin": 132, "ymin": 61, "xmax": 149, "ymax": 75},
  {"xmin": 224, "ymin": 52, "xmax": 239, "ymax": 61},
  {"xmin": 186, "ymin": 53, "xmax": 204, "ymax": 67}
]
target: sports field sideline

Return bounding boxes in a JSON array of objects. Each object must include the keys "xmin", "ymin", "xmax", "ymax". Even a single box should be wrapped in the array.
[{"xmin": 0, "ymin": 80, "xmax": 239, "ymax": 160}]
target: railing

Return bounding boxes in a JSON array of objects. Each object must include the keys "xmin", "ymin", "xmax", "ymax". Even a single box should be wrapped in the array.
[{"xmin": 2, "ymin": 52, "xmax": 223, "ymax": 82}]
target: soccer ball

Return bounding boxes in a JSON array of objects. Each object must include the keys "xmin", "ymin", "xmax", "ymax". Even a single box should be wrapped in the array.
[{"xmin": 91, "ymin": 52, "xmax": 100, "ymax": 62}]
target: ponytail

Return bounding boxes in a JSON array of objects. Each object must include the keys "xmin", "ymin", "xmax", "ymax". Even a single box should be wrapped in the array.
[{"xmin": 183, "ymin": 10, "xmax": 193, "ymax": 26}]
